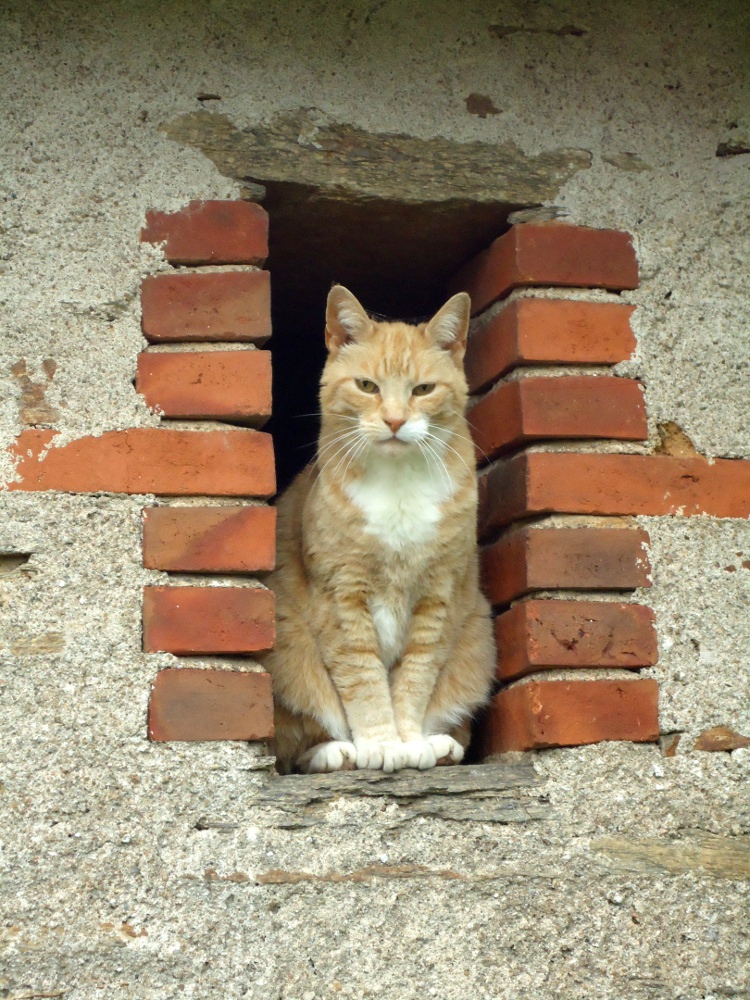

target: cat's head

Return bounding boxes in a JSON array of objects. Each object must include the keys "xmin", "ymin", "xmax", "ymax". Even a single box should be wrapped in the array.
[{"xmin": 319, "ymin": 285, "xmax": 471, "ymax": 460}]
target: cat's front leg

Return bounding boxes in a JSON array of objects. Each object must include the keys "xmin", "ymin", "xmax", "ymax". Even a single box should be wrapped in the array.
[
  {"xmin": 352, "ymin": 735, "xmax": 405, "ymax": 773},
  {"xmin": 390, "ymin": 593, "xmax": 464, "ymax": 769},
  {"xmin": 398, "ymin": 733, "xmax": 464, "ymax": 769},
  {"xmin": 322, "ymin": 594, "xmax": 405, "ymax": 773},
  {"xmin": 297, "ymin": 740, "xmax": 358, "ymax": 774}
]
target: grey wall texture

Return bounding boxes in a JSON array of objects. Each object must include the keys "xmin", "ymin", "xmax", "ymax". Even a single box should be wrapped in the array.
[{"xmin": 1, "ymin": 1, "xmax": 749, "ymax": 997}]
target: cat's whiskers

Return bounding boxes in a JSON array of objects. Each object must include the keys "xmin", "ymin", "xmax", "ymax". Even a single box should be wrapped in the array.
[
  {"xmin": 316, "ymin": 418, "xmax": 367, "ymax": 453},
  {"xmin": 317, "ymin": 426, "xmax": 372, "ymax": 482},
  {"xmin": 320, "ymin": 438, "xmax": 363, "ymax": 473},
  {"xmin": 440, "ymin": 415, "xmax": 491, "ymax": 464},
  {"xmin": 315, "ymin": 431, "xmax": 366, "ymax": 482},
  {"xmin": 423, "ymin": 429, "xmax": 475, "ymax": 478},
  {"xmin": 316, "ymin": 428, "xmax": 362, "ymax": 461},
  {"xmin": 417, "ymin": 438, "xmax": 454, "ymax": 495},
  {"xmin": 318, "ymin": 426, "xmax": 360, "ymax": 447},
  {"xmin": 299, "ymin": 427, "xmax": 358, "ymax": 452},
  {"xmin": 293, "ymin": 412, "xmax": 360, "ymax": 422},
  {"xmin": 329, "ymin": 436, "xmax": 368, "ymax": 482},
  {"xmin": 338, "ymin": 434, "xmax": 371, "ymax": 480}
]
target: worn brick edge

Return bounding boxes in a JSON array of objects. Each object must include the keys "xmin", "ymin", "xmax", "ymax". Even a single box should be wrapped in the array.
[
  {"xmin": 148, "ymin": 668, "xmax": 274, "ymax": 742},
  {"xmin": 141, "ymin": 199, "xmax": 269, "ymax": 266},
  {"xmin": 142, "ymin": 506, "xmax": 277, "ymax": 573},
  {"xmin": 448, "ymin": 223, "xmax": 639, "ymax": 315},
  {"xmin": 494, "ymin": 600, "xmax": 658, "ymax": 683},
  {"xmin": 468, "ymin": 375, "xmax": 647, "ymax": 464},
  {"xmin": 464, "ymin": 298, "xmax": 637, "ymax": 394},
  {"xmin": 6, "ymin": 428, "xmax": 276, "ymax": 498},
  {"xmin": 481, "ymin": 678, "xmax": 660, "ymax": 754},
  {"xmin": 479, "ymin": 451, "xmax": 750, "ymax": 537},
  {"xmin": 135, "ymin": 349, "xmax": 272, "ymax": 427},
  {"xmin": 481, "ymin": 526, "xmax": 652, "ymax": 606}
]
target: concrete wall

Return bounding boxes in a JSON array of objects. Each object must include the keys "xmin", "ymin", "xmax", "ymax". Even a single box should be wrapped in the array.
[{"xmin": 1, "ymin": 2, "xmax": 748, "ymax": 996}]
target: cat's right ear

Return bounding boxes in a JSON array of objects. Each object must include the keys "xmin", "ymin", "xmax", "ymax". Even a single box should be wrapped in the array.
[{"xmin": 325, "ymin": 285, "xmax": 371, "ymax": 353}]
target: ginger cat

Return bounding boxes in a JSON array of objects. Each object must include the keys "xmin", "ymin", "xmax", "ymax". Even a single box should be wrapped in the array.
[{"xmin": 262, "ymin": 286, "xmax": 496, "ymax": 774}]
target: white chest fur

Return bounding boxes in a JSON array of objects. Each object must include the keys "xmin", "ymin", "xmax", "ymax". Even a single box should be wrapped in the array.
[
  {"xmin": 345, "ymin": 450, "xmax": 454, "ymax": 551},
  {"xmin": 369, "ymin": 599, "xmax": 409, "ymax": 669}
]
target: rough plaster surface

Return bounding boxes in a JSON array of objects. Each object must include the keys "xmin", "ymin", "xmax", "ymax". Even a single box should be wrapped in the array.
[
  {"xmin": 1, "ymin": 1, "xmax": 749, "ymax": 996},
  {"xmin": 640, "ymin": 517, "xmax": 750, "ymax": 741},
  {"xmin": 1, "ymin": 0, "xmax": 749, "ymax": 459}
]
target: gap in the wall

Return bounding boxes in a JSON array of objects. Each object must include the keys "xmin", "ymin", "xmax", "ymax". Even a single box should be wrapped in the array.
[{"xmin": 260, "ymin": 182, "xmax": 527, "ymax": 491}]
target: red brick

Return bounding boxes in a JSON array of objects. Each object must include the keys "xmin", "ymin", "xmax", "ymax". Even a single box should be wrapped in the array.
[
  {"xmin": 143, "ymin": 506, "xmax": 276, "ymax": 573},
  {"xmin": 494, "ymin": 599, "xmax": 657, "ymax": 682},
  {"xmin": 141, "ymin": 270, "xmax": 271, "ymax": 343},
  {"xmin": 482, "ymin": 678, "xmax": 660, "ymax": 752},
  {"xmin": 136, "ymin": 350, "xmax": 271, "ymax": 426},
  {"xmin": 141, "ymin": 200, "xmax": 268, "ymax": 265},
  {"xmin": 479, "ymin": 452, "xmax": 750, "ymax": 535},
  {"xmin": 693, "ymin": 726, "xmax": 750, "ymax": 752},
  {"xmin": 481, "ymin": 527, "xmax": 651, "ymax": 606},
  {"xmin": 465, "ymin": 298, "xmax": 636, "ymax": 394},
  {"xmin": 143, "ymin": 586, "xmax": 275, "ymax": 654},
  {"xmin": 7, "ymin": 428, "xmax": 275, "ymax": 497},
  {"xmin": 148, "ymin": 668, "xmax": 273, "ymax": 742},
  {"xmin": 469, "ymin": 376, "xmax": 646, "ymax": 464},
  {"xmin": 449, "ymin": 224, "xmax": 639, "ymax": 315}
]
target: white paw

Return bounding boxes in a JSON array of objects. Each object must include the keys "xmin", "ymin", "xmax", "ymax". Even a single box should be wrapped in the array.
[
  {"xmin": 354, "ymin": 737, "xmax": 405, "ymax": 773},
  {"xmin": 401, "ymin": 737, "xmax": 437, "ymax": 770},
  {"xmin": 427, "ymin": 734, "xmax": 464, "ymax": 765},
  {"xmin": 298, "ymin": 740, "xmax": 357, "ymax": 774}
]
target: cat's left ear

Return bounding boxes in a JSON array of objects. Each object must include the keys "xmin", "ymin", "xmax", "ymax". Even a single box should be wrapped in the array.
[
  {"xmin": 325, "ymin": 285, "xmax": 372, "ymax": 354},
  {"xmin": 424, "ymin": 292, "xmax": 471, "ymax": 365}
]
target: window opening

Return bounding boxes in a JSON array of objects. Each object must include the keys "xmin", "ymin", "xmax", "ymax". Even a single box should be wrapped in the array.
[
  {"xmin": 260, "ymin": 184, "xmax": 524, "ymax": 490},
  {"xmin": 255, "ymin": 184, "xmax": 528, "ymax": 767}
]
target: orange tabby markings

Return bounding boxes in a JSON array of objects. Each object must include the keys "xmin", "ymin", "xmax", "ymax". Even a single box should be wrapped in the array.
[{"xmin": 260, "ymin": 286, "xmax": 496, "ymax": 774}]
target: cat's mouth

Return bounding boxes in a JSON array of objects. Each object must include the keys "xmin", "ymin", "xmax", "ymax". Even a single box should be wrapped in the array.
[{"xmin": 377, "ymin": 436, "xmax": 411, "ymax": 451}]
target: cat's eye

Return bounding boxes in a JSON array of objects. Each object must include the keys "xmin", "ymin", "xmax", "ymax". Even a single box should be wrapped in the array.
[
  {"xmin": 412, "ymin": 383, "xmax": 436, "ymax": 396},
  {"xmin": 355, "ymin": 378, "xmax": 379, "ymax": 394}
]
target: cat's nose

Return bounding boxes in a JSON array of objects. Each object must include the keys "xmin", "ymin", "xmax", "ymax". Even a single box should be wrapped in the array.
[{"xmin": 385, "ymin": 417, "xmax": 406, "ymax": 434}]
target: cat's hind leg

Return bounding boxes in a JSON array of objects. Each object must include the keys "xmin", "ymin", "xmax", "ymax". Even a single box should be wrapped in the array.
[
  {"xmin": 264, "ymin": 607, "xmax": 352, "ymax": 760},
  {"xmin": 273, "ymin": 704, "xmax": 356, "ymax": 774}
]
